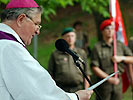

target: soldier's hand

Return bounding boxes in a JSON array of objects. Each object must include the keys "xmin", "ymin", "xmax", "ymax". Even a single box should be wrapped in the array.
[
  {"xmin": 112, "ymin": 56, "xmax": 125, "ymax": 63},
  {"xmin": 75, "ymin": 90, "xmax": 93, "ymax": 100},
  {"xmin": 108, "ymin": 77, "xmax": 120, "ymax": 85}
]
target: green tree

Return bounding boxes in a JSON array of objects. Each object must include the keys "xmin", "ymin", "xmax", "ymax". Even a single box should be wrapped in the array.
[
  {"xmin": 35, "ymin": 0, "xmax": 110, "ymax": 21},
  {"xmin": 0, "ymin": 0, "xmax": 110, "ymax": 21}
]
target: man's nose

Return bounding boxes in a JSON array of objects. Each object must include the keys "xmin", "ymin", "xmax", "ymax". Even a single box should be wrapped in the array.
[
  {"xmin": 35, "ymin": 29, "xmax": 40, "ymax": 35},
  {"xmin": 35, "ymin": 27, "xmax": 40, "ymax": 35}
]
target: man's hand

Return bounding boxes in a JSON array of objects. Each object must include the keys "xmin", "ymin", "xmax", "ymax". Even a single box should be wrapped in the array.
[
  {"xmin": 108, "ymin": 77, "xmax": 120, "ymax": 85},
  {"xmin": 112, "ymin": 56, "xmax": 125, "ymax": 63},
  {"xmin": 75, "ymin": 90, "xmax": 93, "ymax": 100}
]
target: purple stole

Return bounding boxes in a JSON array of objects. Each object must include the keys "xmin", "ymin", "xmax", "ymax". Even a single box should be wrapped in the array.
[{"xmin": 0, "ymin": 31, "xmax": 25, "ymax": 47}]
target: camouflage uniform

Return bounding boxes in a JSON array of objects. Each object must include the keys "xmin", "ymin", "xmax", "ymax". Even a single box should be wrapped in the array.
[
  {"xmin": 75, "ymin": 31, "xmax": 91, "ymax": 57},
  {"xmin": 90, "ymin": 40, "xmax": 132, "ymax": 100},
  {"xmin": 128, "ymin": 39, "xmax": 133, "ymax": 53},
  {"xmin": 48, "ymin": 47, "xmax": 90, "ymax": 92},
  {"xmin": 75, "ymin": 31, "xmax": 87, "ymax": 49}
]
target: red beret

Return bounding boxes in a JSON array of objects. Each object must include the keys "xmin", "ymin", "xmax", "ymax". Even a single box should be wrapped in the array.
[
  {"xmin": 100, "ymin": 19, "xmax": 119, "ymax": 31},
  {"xmin": 100, "ymin": 19, "xmax": 112, "ymax": 31}
]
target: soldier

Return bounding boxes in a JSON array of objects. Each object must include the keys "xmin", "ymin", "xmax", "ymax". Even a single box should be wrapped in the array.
[
  {"xmin": 48, "ymin": 27, "xmax": 90, "ymax": 92},
  {"xmin": 90, "ymin": 19, "xmax": 133, "ymax": 100},
  {"xmin": 73, "ymin": 21, "xmax": 91, "ymax": 57}
]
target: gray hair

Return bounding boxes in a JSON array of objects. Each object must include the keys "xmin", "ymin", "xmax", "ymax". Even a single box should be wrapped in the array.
[{"xmin": 1, "ymin": 7, "xmax": 43, "ymax": 22}]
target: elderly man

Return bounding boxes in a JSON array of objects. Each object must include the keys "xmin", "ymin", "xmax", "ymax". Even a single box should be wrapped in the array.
[
  {"xmin": 90, "ymin": 19, "xmax": 133, "ymax": 100},
  {"xmin": 48, "ymin": 27, "xmax": 90, "ymax": 92},
  {"xmin": 0, "ymin": 0, "xmax": 93, "ymax": 100}
]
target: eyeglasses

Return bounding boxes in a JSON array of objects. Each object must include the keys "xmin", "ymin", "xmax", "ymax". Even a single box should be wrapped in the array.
[{"xmin": 26, "ymin": 15, "xmax": 42, "ymax": 30}]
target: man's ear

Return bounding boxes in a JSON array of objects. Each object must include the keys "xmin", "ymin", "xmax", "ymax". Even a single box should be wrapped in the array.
[
  {"xmin": 101, "ymin": 30, "xmax": 104, "ymax": 35},
  {"xmin": 16, "ymin": 14, "xmax": 26, "ymax": 27}
]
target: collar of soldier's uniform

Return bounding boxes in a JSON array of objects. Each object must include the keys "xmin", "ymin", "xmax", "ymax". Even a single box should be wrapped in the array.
[
  {"xmin": 101, "ymin": 40, "xmax": 113, "ymax": 47},
  {"xmin": 71, "ymin": 47, "xmax": 77, "ymax": 52},
  {"xmin": 56, "ymin": 47, "xmax": 78, "ymax": 55}
]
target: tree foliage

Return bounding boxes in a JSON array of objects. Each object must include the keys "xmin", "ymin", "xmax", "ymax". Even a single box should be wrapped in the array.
[
  {"xmin": 36, "ymin": 0, "xmax": 110, "ymax": 21},
  {"xmin": 0, "ymin": 0, "xmax": 110, "ymax": 21},
  {"xmin": 0, "ymin": 0, "xmax": 9, "ymax": 4}
]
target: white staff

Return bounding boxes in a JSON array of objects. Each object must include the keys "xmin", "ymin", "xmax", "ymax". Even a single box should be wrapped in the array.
[{"xmin": 88, "ymin": 71, "xmax": 119, "ymax": 90}]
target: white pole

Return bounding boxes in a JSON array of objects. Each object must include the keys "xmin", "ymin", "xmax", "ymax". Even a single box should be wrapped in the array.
[
  {"xmin": 88, "ymin": 71, "xmax": 119, "ymax": 90},
  {"xmin": 110, "ymin": 0, "xmax": 116, "ymax": 18}
]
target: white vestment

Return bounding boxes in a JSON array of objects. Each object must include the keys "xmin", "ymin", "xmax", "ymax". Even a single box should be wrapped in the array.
[{"xmin": 0, "ymin": 23, "xmax": 77, "ymax": 100}]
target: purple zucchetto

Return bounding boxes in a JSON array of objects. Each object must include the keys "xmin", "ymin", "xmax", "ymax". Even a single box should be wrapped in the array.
[{"xmin": 6, "ymin": 0, "xmax": 39, "ymax": 9}]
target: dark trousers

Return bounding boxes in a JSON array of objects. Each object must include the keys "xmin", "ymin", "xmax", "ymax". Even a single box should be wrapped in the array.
[{"xmin": 96, "ymin": 81, "xmax": 122, "ymax": 100}]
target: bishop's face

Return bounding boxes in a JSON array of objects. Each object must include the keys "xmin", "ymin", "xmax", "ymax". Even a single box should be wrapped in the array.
[{"xmin": 18, "ymin": 13, "xmax": 41, "ymax": 45}]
